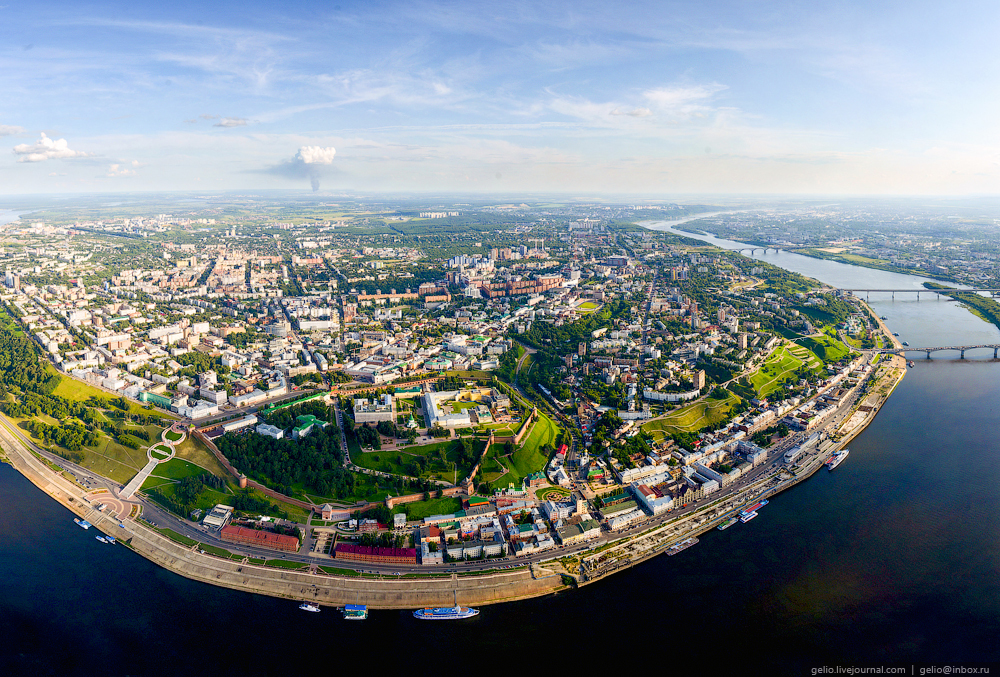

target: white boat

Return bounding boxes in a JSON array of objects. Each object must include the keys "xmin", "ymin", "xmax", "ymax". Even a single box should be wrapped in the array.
[
  {"xmin": 95, "ymin": 536, "xmax": 107, "ymax": 543},
  {"xmin": 413, "ymin": 604, "xmax": 479, "ymax": 620},
  {"xmin": 299, "ymin": 603, "xmax": 321, "ymax": 613},
  {"xmin": 74, "ymin": 518, "xmax": 91, "ymax": 530},
  {"xmin": 828, "ymin": 448, "xmax": 850, "ymax": 470}
]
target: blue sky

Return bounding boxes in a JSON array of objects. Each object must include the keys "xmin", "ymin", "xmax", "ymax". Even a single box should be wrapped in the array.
[{"xmin": 1, "ymin": 0, "xmax": 999, "ymax": 195}]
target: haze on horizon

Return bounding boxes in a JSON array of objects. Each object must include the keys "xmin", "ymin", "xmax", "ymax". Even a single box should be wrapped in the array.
[{"xmin": 2, "ymin": 0, "xmax": 999, "ymax": 197}]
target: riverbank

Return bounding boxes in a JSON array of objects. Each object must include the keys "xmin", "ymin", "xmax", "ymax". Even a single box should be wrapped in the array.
[
  {"xmin": 0, "ymin": 345, "xmax": 905, "ymax": 609},
  {"xmin": 661, "ymin": 220, "xmax": 960, "ymax": 285},
  {"xmin": 923, "ymin": 282, "xmax": 1000, "ymax": 333},
  {"xmin": 579, "ymin": 349, "xmax": 906, "ymax": 583},
  {"xmin": 0, "ymin": 416, "xmax": 566, "ymax": 609}
]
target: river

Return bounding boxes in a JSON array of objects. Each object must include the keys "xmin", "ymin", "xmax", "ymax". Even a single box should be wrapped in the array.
[
  {"xmin": 0, "ymin": 210, "xmax": 26, "ymax": 226},
  {"xmin": 0, "ymin": 221, "xmax": 998, "ymax": 675}
]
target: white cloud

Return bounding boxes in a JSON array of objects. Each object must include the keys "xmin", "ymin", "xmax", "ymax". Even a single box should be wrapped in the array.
[
  {"xmin": 610, "ymin": 107, "xmax": 652, "ymax": 117},
  {"xmin": 0, "ymin": 124, "xmax": 24, "ymax": 136},
  {"xmin": 643, "ymin": 83, "xmax": 727, "ymax": 112},
  {"xmin": 12, "ymin": 133, "xmax": 91, "ymax": 162},
  {"xmin": 214, "ymin": 117, "xmax": 248, "ymax": 128},
  {"xmin": 107, "ymin": 160, "xmax": 140, "ymax": 177},
  {"xmin": 294, "ymin": 146, "xmax": 337, "ymax": 164}
]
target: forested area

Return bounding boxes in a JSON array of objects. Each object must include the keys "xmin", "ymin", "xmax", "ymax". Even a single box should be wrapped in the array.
[
  {"xmin": 518, "ymin": 299, "xmax": 632, "ymax": 355},
  {"xmin": 508, "ymin": 299, "xmax": 633, "ymax": 402},
  {"xmin": 148, "ymin": 473, "xmax": 227, "ymax": 518},
  {"xmin": 218, "ymin": 426, "xmax": 349, "ymax": 498},
  {"xmin": 0, "ymin": 325, "xmax": 165, "ymax": 461},
  {"xmin": 262, "ymin": 399, "xmax": 333, "ymax": 430},
  {"xmin": 175, "ymin": 351, "xmax": 229, "ymax": 380}
]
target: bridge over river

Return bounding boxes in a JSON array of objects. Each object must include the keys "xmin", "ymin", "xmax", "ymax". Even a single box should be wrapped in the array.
[
  {"xmin": 842, "ymin": 288, "xmax": 1000, "ymax": 300},
  {"xmin": 878, "ymin": 344, "xmax": 1000, "ymax": 359}
]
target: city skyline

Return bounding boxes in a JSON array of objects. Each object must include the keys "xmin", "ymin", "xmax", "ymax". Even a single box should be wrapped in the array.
[{"xmin": 2, "ymin": 0, "xmax": 1000, "ymax": 195}]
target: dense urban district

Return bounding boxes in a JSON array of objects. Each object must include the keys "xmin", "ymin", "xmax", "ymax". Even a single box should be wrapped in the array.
[{"xmin": 0, "ymin": 193, "xmax": 950, "ymax": 607}]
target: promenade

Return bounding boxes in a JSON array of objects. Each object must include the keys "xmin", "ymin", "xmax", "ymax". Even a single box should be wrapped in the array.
[{"xmin": 0, "ymin": 417, "xmax": 564, "ymax": 609}]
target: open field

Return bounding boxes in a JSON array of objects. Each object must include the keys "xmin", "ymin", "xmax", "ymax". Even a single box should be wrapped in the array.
[
  {"xmin": 148, "ymin": 457, "xmax": 209, "ymax": 481},
  {"xmin": 481, "ymin": 411, "xmax": 558, "ymax": 488},
  {"xmin": 478, "ymin": 421, "xmax": 519, "ymax": 435},
  {"xmin": 50, "ymin": 371, "xmax": 177, "ymax": 420},
  {"xmin": 172, "ymin": 434, "xmax": 231, "ymax": 478},
  {"xmin": 786, "ymin": 343, "xmax": 824, "ymax": 370},
  {"xmin": 396, "ymin": 496, "xmax": 463, "ymax": 520},
  {"xmin": 748, "ymin": 347, "xmax": 808, "ymax": 398},
  {"xmin": 5, "ymin": 396, "xmax": 170, "ymax": 485},
  {"xmin": 797, "ymin": 334, "xmax": 851, "ymax": 363},
  {"xmin": 351, "ymin": 438, "xmax": 480, "ymax": 484},
  {"xmin": 641, "ymin": 392, "xmax": 742, "ymax": 441},
  {"xmin": 165, "ymin": 431, "xmax": 183, "ymax": 442}
]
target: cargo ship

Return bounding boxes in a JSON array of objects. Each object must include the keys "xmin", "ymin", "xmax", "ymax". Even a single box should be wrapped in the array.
[
  {"xmin": 740, "ymin": 511, "xmax": 758, "ymax": 523},
  {"xmin": 667, "ymin": 537, "xmax": 699, "ymax": 555},
  {"xmin": 298, "ymin": 603, "xmax": 321, "ymax": 613},
  {"xmin": 342, "ymin": 604, "xmax": 368, "ymax": 620},
  {"xmin": 827, "ymin": 448, "xmax": 850, "ymax": 470},
  {"xmin": 717, "ymin": 517, "xmax": 738, "ymax": 531},
  {"xmin": 413, "ymin": 604, "xmax": 479, "ymax": 620},
  {"xmin": 740, "ymin": 499, "xmax": 768, "ymax": 517},
  {"xmin": 74, "ymin": 518, "xmax": 91, "ymax": 530}
]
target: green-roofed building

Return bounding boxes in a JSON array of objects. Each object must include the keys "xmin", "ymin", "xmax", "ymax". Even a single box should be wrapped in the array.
[
  {"xmin": 292, "ymin": 414, "xmax": 327, "ymax": 440},
  {"xmin": 524, "ymin": 471, "xmax": 547, "ymax": 489},
  {"xmin": 139, "ymin": 391, "xmax": 172, "ymax": 409}
]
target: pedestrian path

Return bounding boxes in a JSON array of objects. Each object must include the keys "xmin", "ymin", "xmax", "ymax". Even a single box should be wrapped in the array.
[
  {"xmin": 120, "ymin": 425, "xmax": 182, "ymax": 499},
  {"xmin": 121, "ymin": 458, "xmax": 158, "ymax": 499}
]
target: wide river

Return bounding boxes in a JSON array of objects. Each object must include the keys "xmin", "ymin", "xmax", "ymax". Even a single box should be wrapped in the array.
[{"xmin": 0, "ymin": 219, "xmax": 998, "ymax": 675}]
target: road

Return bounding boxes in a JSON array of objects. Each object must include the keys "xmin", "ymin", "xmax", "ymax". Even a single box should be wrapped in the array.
[{"xmin": 0, "ymin": 352, "xmax": 896, "ymax": 583}]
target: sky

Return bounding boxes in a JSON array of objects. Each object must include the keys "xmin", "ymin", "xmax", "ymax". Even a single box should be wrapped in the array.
[{"xmin": 1, "ymin": 0, "xmax": 1000, "ymax": 196}]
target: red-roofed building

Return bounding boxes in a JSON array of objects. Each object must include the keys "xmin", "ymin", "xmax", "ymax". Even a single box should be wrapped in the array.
[
  {"xmin": 334, "ymin": 543, "xmax": 417, "ymax": 565},
  {"xmin": 220, "ymin": 525, "xmax": 300, "ymax": 553}
]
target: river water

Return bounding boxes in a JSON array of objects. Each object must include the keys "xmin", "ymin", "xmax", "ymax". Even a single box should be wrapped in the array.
[
  {"xmin": 1, "ymin": 220, "xmax": 998, "ymax": 675},
  {"xmin": 0, "ymin": 211, "xmax": 25, "ymax": 226}
]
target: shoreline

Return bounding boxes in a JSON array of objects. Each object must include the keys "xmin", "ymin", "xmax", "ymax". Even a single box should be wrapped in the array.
[
  {"xmin": 0, "ymin": 417, "xmax": 567, "ymax": 609},
  {"xmin": 640, "ymin": 219, "xmax": 959, "ymax": 285},
  {"xmin": 0, "ymin": 342, "xmax": 906, "ymax": 609},
  {"xmin": 0, "ymin": 225, "xmax": 910, "ymax": 608}
]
